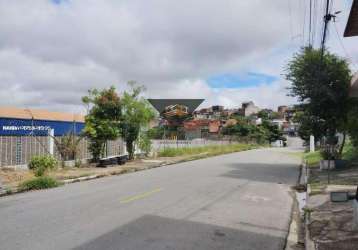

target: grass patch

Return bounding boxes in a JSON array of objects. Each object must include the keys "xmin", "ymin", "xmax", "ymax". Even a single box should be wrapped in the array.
[
  {"xmin": 158, "ymin": 143, "xmax": 257, "ymax": 157},
  {"xmin": 19, "ymin": 176, "xmax": 63, "ymax": 191},
  {"xmin": 342, "ymin": 139, "xmax": 358, "ymax": 162},
  {"xmin": 304, "ymin": 151, "xmax": 322, "ymax": 168}
]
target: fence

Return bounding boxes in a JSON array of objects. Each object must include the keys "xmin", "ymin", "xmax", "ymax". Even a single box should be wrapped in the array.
[
  {"xmin": 0, "ymin": 136, "xmax": 234, "ymax": 168},
  {"xmin": 151, "ymin": 139, "xmax": 233, "ymax": 152},
  {"xmin": 0, "ymin": 135, "xmax": 124, "ymax": 168}
]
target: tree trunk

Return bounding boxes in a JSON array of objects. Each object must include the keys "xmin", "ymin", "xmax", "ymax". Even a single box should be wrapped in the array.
[
  {"xmin": 126, "ymin": 140, "xmax": 135, "ymax": 160},
  {"xmin": 339, "ymin": 131, "xmax": 346, "ymax": 158}
]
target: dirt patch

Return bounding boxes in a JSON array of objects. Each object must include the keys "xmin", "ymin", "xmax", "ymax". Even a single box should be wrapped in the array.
[
  {"xmin": 0, "ymin": 168, "xmax": 34, "ymax": 188},
  {"xmin": 308, "ymin": 199, "xmax": 358, "ymax": 249}
]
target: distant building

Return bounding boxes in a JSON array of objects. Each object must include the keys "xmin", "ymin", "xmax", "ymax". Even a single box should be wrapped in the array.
[
  {"xmin": 183, "ymin": 119, "xmax": 221, "ymax": 140},
  {"xmin": 193, "ymin": 106, "xmax": 232, "ymax": 120},
  {"xmin": 272, "ymin": 119, "xmax": 286, "ymax": 130},
  {"xmin": 239, "ymin": 101, "xmax": 260, "ymax": 117},
  {"xmin": 212, "ymin": 105, "xmax": 224, "ymax": 112},
  {"xmin": 277, "ymin": 105, "xmax": 289, "ymax": 118},
  {"xmin": 183, "ymin": 119, "xmax": 210, "ymax": 140}
]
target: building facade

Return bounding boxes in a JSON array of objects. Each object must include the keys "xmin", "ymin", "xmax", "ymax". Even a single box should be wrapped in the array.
[
  {"xmin": 0, "ymin": 107, "xmax": 123, "ymax": 167},
  {"xmin": 239, "ymin": 101, "xmax": 260, "ymax": 117}
]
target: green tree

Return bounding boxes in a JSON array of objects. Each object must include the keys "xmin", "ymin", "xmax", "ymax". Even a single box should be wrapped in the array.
[
  {"xmin": 292, "ymin": 105, "xmax": 327, "ymax": 142},
  {"xmin": 286, "ymin": 47, "xmax": 351, "ymax": 153},
  {"xmin": 120, "ymin": 83, "xmax": 155, "ymax": 160},
  {"xmin": 82, "ymin": 87, "xmax": 122, "ymax": 161},
  {"xmin": 260, "ymin": 120, "xmax": 284, "ymax": 144},
  {"xmin": 147, "ymin": 126, "xmax": 165, "ymax": 139}
]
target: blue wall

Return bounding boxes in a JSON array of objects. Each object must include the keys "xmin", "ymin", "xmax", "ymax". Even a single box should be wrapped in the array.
[{"xmin": 0, "ymin": 118, "xmax": 85, "ymax": 136}]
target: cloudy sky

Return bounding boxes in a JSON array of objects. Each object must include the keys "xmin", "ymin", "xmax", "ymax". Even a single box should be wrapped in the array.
[{"xmin": 0, "ymin": 0, "xmax": 357, "ymax": 114}]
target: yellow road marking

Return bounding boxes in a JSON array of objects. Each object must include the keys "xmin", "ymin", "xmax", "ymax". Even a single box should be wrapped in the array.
[{"xmin": 120, "ymin": 188, "xmax": 162, "ymax": 204}]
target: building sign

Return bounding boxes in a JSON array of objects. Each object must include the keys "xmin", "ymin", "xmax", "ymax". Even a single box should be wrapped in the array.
[{"xmin": 0, "ymin": 118, "xmax": 85, "ymax": 136}]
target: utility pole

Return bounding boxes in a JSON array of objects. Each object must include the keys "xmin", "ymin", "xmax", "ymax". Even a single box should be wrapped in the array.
[
  {"xmin": 309, "ymin": 0, "xmax": 312, "ymax": 47},
  {"xmin": 320, "ymin": 0, "xmax": 340, "ymax": 58},
  {"xmin": 320, "ymin": 0, "xmax": 330, "ymax": 58}
]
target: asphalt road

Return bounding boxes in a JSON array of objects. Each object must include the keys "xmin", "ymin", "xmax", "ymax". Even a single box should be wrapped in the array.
[{"xmin": 0, "ymin": 147, "xmax": 301, "ymax": 250}]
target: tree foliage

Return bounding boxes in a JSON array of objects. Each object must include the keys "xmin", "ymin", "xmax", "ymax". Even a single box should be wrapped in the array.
[
  {"xmin": 82, "ymin": 87, "xmax": 122, "ymax": 161},
  {"xmin": 147, "ymin": 126, "xmax": 165, "ymax": 139},
  {"xmin": 120, "ymin": 82, "xmax": 155, "ymax": 160},
  {"xmin": 286, "ymin": 47, "xmax": 351, "ymax": 146},
  {"xmin": 221, "ymin": 118, "xmax": 283, "ymax": 144}
]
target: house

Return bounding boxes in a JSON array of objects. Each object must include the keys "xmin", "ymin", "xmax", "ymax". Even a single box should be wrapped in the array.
[
  {"xmin": 272, "ymin": 119, "xmax": 286, "ymax": 130},
  {"xmin": 344, "ymin": 0, "xmax": 358, "ymax": 37},
  {"xmin": 277, "ymin": 105, "xmax": 289, "ymax": 119},
  {"xmin": 344, "ymin": 0, "xmax": 358, "ymax": 97},
  {"xmin": 239, "ymin": 101, "xmax": 260, "ymax": 117},
  {"xmin": 183, "ymin": 119, "xmax": 210, "ymax": 140},
  {"xmin": 183, "ymin": 119, "xmax": 222, "ymax": 139}
]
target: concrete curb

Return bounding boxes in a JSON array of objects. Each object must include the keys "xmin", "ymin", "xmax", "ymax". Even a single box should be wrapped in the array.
[
  {"xmin": 63, "ymin": 174, "xmax": 102, "ymax": 184},
  {"xmin": 304, "ymin": 162, "xmax": 316, "ymax": 250},
  {"xmin": 285, "ymin": 163, "xmax": 306, "ymax": 250}
]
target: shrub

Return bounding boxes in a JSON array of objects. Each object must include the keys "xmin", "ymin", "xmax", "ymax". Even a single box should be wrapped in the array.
[
  {"xmin": 19, "ymin": 176, "xmax": 63, "ymax": 191},
  {"xmin": 304, "ymin": 151, "xmax": 322, "ymax": 167},
  {"xmin": 138, "ymin": 132, "xmax": 152, "ymax": 156},
  {"xmin": 75, "ymin": 159, "xmax": 82, "ymax": 168},
  {"xmin": 28, "ymin": 155, "xmax": 58, "ymax": 177}
]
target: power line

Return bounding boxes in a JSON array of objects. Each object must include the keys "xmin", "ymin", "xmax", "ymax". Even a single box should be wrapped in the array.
[
  {"xmin": 288, "ymin": 0, "xmax": 294, "ymax": 40},
  {"xmin": 312, "ymin": 0, "xmax": 318, "ymax": 47},
  {"xmin": 302, "ymin": 0, "xmax": 307, "ymax": 46},
  {"xmin": 309, "ymin": 0, "xmax": 313, "ymax": 47}
]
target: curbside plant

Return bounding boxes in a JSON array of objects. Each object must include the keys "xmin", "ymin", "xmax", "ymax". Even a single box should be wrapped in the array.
[
  {"xmin": 28, "ymin": 155, "xmax": 58, "ymax": 177},
  {"xmin": 19, "ymin": 176, "xmax": 63, "ymax": 191},
  {"xmin": 20, "ymin": 155, "xmax": 62, "ymax": 192}
]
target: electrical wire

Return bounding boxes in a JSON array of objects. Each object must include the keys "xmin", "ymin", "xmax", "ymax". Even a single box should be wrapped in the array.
[
  {"xmin": 288, "ymin": 0, "xmax": 294, "ymax": 40},
  {"xmin": 302, "ymin": 0, "xmax": 307, "ymax": 46},
  {"xmin": 312, "ymin": 0, "xmax": 317, "ymax": 47},
  {"xmin": 309, "ymin": 0, "xmax": 312, "ymax": 46}
]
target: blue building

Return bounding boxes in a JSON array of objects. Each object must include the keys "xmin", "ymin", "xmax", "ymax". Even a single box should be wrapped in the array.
[
  {"xmin": 0, "ymin": 107, "xmax": 85, "ymax": 136},
  {"xmin": 0, "ymin": 107, "xmax": 87, "ymax": 167}
]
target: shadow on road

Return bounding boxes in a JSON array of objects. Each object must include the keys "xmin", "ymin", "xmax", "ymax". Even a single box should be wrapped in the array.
[
  {"xmin": 221, "ymin": 163, "xmax": 299, "ymax": 185},
  {"xmin": 73, "ymin": 215, "xmax": 284, "ymax": 250}
]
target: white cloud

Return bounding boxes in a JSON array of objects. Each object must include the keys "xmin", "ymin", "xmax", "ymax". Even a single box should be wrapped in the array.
[{"xmin": 0, "ymin": 0, "xmax": 356, "ymax": 113}]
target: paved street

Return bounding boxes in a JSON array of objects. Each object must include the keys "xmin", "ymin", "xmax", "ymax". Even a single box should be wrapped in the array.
[{"xmin": 0, "ymin": 148, "xmax": 301, "ymax": 250}]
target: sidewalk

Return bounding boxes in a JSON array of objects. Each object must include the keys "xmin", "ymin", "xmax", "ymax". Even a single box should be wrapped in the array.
[{"xmin": 305, "ymin": 163, "xmax": 358, "ymax": 249}]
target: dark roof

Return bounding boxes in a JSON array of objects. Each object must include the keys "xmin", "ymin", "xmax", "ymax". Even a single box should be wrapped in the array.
[
  {"xmin": 344, "ymin": 0, "xmax": 358, "ymax": 37},
  {"xmin": 147, "ymin": 99, "xmax": 204, "ymax": 113}
]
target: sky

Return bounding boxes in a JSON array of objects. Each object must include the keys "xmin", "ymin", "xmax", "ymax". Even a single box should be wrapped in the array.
[{"xmin": 0, "ymin": 0, "xmax": 357, "ymax": 114}]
